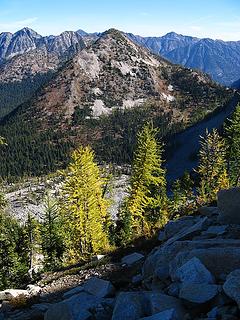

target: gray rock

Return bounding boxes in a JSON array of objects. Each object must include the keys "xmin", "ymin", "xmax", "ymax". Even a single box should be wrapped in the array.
[
  {"xmin": 132, "ymin": 274, "xmax": 143, "ymax": 284},
  {"xmin": 202, "ymin": 225, "xmax": 227, "ymax": 236},
  {"xmin": 31, "ymin": 303, "xmax": 51, "ymax": 312},
  {"xmin": 179, "ymin": 283, "xmax": 219, "ymax": 304},
  {"xmin": 198, "ymin": 206, "xmax": 219, "ymax": 217},
  {"xmin": 172, "ymin": 257, "xmax": 215, "ymax": 284},
  {"xmin": 112, "ymin": 292, "xmax": 144, "ymax": 320},
  {"xmin": 140, "ymin": 308, "xmax": 177, "ymax": 319},
  {"xmin": 218, "ymin": 188, "xmax": 240, "ymax": 224},
  {"xmin": 165, "ymin": 217, "xmax": 209, "ymax": 246},
  {"xmin": 63, "ymin": 285, "xmax": 84, "ymax": 299},
  {"xmin": 170, "ymin": 247, "xmax": 240, "ymax": 279},
  {"xmin": 155, "ymin": 265, "xmax": 169, "ymax": 280},
  {"xmin": 164, "ymin": 216, "xmax": 198, "ymax": 240},
  {"xmin": 158, "ymin": 231, "xmax": 165, "ymax": 241},
  {"xmin": 143, "ymin": 239, "xmax": 240, "ymax": 281},
  {"xmin": 84, "ymin": 277, "xmax": 115, "ymax": 298},
  {"xmin": 121, "ymin": 252, "xmax": 144, "ymax": 266},
  {"xmin": 44, "ymin": 292, "xmax": 105, "ymax": 320},
  {"xmin": 0, "ymin": 289, "xmax": 29, "ymax": 301},
  {"xmin": 166, "ymin": 283, "xmax": 181, "ymax": 297},
  {"xmin": 223, "ymin": 269, "xmax": 240, "ymax": 307},
  {"xmin": 112, "ymin": 292, "xmax": 185, "ymax": 320}
]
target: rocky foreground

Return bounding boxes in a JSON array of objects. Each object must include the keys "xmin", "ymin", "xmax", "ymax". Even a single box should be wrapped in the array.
[{"xmin": 1, "ymin": 187, "xmax": 240, "ymax": 320}]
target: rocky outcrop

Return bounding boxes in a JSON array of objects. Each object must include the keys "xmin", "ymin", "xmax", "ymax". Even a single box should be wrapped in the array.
[{"xmin": 1, "ymin": 187, "xmax": 240, "ymax": 319}]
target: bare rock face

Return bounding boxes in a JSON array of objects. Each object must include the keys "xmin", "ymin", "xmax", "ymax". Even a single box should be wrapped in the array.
[{"xmin": 218, "ymin": 188, "xmax": 240, "ymax": 224}]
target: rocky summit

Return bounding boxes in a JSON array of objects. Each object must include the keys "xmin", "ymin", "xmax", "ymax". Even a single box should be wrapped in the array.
[{"xmin": 1, "ymin": 187, "xmax": 240, "ymax": 320}]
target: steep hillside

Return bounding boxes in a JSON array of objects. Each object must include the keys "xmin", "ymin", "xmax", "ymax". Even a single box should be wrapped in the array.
[{"xmin": 0, "ymin": 29, "xmax": 233, "ymax": 178}]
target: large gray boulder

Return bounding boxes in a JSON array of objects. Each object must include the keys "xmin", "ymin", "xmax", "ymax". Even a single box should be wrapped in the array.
[
  {"xmin": 83, "ymin": 277, "xmax": 115, "ymax": 298},
  {"xmin": 112, "ymin": 292, "xmax": 186, "ymax": 320},
  {"xmin": 121, "ymin": 252, "xmax": 144, "ymax": 266},
  {"xmin": 172, "ymin": 257, "xmax": 214, "ymax": 284},
  {"xmin": 223, "ymin": 269, "xmax": 240, "ymax": 307},
  {"xmin": 218, "ymin": 188, "xmax": 240, "ymax": 224},
  {"xmin": 163, "ymin": 216, "xmax": 198, "ymax": 240},
  {"xmin": 170, "ymin": 247, "xmax": 240, "ymax": 279},
  {"xmin": 63, "ymin": 286, "xmax": 84, "ymax": 299},
  {"xmin": 179, "ymin": 283, "xmax": 219, "ymax": 304},
  {"xmin": 44, "ymin": 292, "xmax": 113, "ymax": 320}
]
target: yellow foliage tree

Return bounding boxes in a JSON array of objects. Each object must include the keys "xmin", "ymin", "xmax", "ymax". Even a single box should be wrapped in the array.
[{"xmin": 60, "ymin": 146, "xmax": 111, "ymax": 263}]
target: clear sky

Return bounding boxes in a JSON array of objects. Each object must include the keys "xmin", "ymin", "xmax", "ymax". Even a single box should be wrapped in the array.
[{"xmin": 0, "ymin": 0, "xmax": 240, "ymax": 41}]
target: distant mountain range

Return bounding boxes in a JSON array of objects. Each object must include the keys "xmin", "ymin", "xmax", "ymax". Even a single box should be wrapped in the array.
[
  {"xmin": 0, "ymin": 28, "xmax": 233, "ymax": 178},
  {"xmin": 1, "ymin": 27, "xmax": 240, "ymax": 87}
]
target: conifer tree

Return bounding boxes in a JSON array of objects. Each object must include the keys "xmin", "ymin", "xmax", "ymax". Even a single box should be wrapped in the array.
[
  {"xmin": 60, "ymin": 146, "xmax": 111, "ymax": 263},
  {"xmin": 197, "ymin": 129, "xmax": 229, "ymax": 204},
  {"xmin": 41, "ymin": 194, "xmax": 64, "ymax": 270},
  {"xmin": 125, "ymin": 122, "xmax": 168, "ymax": 237},
  {"xmin": 225, "ymin": 104, "xmax": 240, "ymax": 186}
]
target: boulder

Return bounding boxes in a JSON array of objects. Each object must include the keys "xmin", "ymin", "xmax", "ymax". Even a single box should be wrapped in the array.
[
  {"xmin": 63, "ymin": 286, "xmax": 84, "ymax": 299},
  {"xmin": 132, "ymin": 274, "xmax": 143, "ymax": 284},
  {"xmin": 27, "ymin": 284, "xmax": 42, "ymax": 296},
  {"xmin": 83, "ymin": 277, "xmax": 115, "ymax": 298},
  {"xmin": 223, "ymin": 269, "xmax": 240, "ymax": 307},
  {"xmin": 179, "ymin": 283, "xmax": 219, "ymax": 304},
  {"xmin": 172, "ymin": 257, "xmax": 215, "ymax": 284},
  {"xmin": 121, "ymin": 252, "xmax": 144, "ymax": 266},
  {"xmin": 198, "ymin": 206, "xmax": 219, "ymax": 217},
  {"xmin": 166, "ymin": 283, "xmax": 181, "ymax": 297},
  {"xmin": 112, "ymin": 292, "xmax": 144, "ymax": 320},
  {"xmin": 165, "ymin": 217, "xmax": 209, "ymax": 246},
  {"xmin": 218, "ymin": 188, "xmax": 240, "ymax": 224},
  {"xmin": 170, "ymin": 247, "xmax": 240, "ymax": 279},
  {"xmin": 44, "ymin": 292, "xmax": 110, "ymax": 320},
  {"xmin": 112, "ymin": 292, "xmax": 186, "ymax": 320},
  {"xmin": 140, "ymin": 308, "xmax": 177, "ymax": 320},
  {"xmin": 0, "ymin": 289, "xmax": 29, "ymax": 301},
  {"xmin": 201, "ymin": 225, "xmax": 227, "ymax": 236},
  {"xmin": 163, "ymin": 216, "xmax": 199, "ymax": 241}
]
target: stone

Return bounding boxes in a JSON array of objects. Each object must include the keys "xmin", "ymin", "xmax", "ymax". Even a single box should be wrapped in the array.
[
  {"xmin": 166, "ymin": 283, "xmax": 181, "ymax": 297},
  {"xmin": 121, "ymin": 252, "xmax": 144, "ymax": 266},
  {"xmin": 218, "ymin": 188, "xmax": 240, "ymax": 224},
  {"xmin": 165, "ymin": 217, "xmax": 209, "ymax": 246},
  {"xmin": 112, "ymin": 292, "xmax": 186, "ymax": 320},
  {"xmin": 31, "ymin": 303, "xmax": 51, "ymax": 312},
  {"xmin": 164, "ymin": 216, "xmax": 198, "ymax": 240},
  {"xmin": 158, "ymin": 231, "xmax": 165, "ymax": 241},
  {"xmin": 155, "ymin": 265, "xmax": 169, "ymax": 280},
  {"xmin": 63, "ymin": 286, "xmax": 84, "ymax": 299},
  {"xmin": 112, "ymin": 292, "xmax": 145, "ymax": 320},
  {"xmin": 0, "ymin": 289, "xmax": 29, "ymax": 301},
  {"xmin": 223, "ymin": 269, "xmax": 240, "ymax": 307},
  {"xmin": 44, "ymin": 292, "xmax": 105, "ymax": 320},
  {"xmin": 132, "ymin": 274, "xmax": 143, "ymax": 284},
  {"xmin": 201, "ymin": 225, "xmax": 227, "ymax": 236},
  {"xmin": 170, "ymin": 246, "xmax": 240, "ymax": 279},
  {"xmin": 172, "ymin": 257, "xmax": 215, "ymax": 284},
  {"xmin": 27, "ymin": 284, "xmax": 42, "ymax": 295},
  {"xmin": 83, "ymin": 277, "xmax": 115, "ymax": 298},
  {"xmin": 179, "ymin": 283, "xmax": 219, "ymax": 304},
  {"xmin": 198, "ymin": 206, "xmax": 219, "ymax": 217},
  {"xmin": 140, "ymin": 308, "xmax": 177, "ymax": 320}
]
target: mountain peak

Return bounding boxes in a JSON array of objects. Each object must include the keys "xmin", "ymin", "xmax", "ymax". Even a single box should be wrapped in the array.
[{"xmin": 14, "ymin": 27, "xmax": 41, "ymax": 38}]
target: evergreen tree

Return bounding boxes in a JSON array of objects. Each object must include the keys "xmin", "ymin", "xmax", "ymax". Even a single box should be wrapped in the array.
[
  {"xmin": 41, "ymin": 194, "xmax": 64, "ymax": 270},
  {"xmin": 125, "ymin": 122, "xmax": 168, "ymax": 237},
  {"xmin": 225, "ymin": 104, "xmax": 240, "ymax": 186},
  {"xmin": 60, "ymin": 146, "xmax": 111, "ymax": 263},
  {"xmin": 197, "ymin": 129, "xmax": 229, "ymax": 204}
]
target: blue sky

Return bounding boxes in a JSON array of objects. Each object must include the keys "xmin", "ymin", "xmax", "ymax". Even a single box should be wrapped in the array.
[{"xmin": 0, "ymin": 0, "xmax": 240, "ymax": 40}]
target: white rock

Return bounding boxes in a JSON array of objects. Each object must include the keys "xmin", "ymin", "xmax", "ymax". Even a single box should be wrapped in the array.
[
  {"xmin": 121, "ymin": 252, "xmax": 144, "ymax": 266},
  {"xmin": 0, "ymin": 289, "xmax": 29, "ymax": 301},
  {"xmin": 83, "ymin": 277, "xmax": 115, "ymax": 298}
]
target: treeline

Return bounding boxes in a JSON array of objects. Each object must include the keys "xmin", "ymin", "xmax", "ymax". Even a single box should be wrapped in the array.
[{"xmin": 0, "ymin": 104, "xmax": 239, "ymax": 290}]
